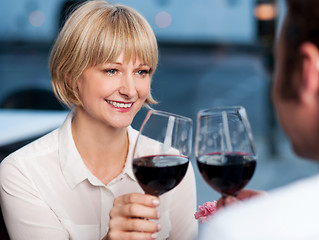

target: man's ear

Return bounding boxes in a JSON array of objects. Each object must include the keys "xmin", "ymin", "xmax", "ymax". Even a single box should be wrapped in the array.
[{"xmin": 299, "ymin": 42, "xmax": 319, "ymax": 103}]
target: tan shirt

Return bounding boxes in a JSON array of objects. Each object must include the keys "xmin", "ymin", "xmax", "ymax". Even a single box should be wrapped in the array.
[{"xmin": 0, "ymin": 113, "xmax": 197, "ymax": 240}]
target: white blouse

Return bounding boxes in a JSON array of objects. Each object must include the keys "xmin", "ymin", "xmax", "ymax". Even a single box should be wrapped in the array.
[{"xmin": 0, "ymin": 113, "xmax": 197, "ymax": 240}]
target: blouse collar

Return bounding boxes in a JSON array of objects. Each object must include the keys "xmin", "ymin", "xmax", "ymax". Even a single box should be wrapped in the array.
[{"xmin": 58, "ymin": 112, "xmax": 139, "ymax": 189}]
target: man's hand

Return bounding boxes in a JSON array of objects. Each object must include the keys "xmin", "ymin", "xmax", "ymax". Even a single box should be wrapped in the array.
[{"xmin": 217, "ymin": 189, "xmax": 267, "ymax": 210}]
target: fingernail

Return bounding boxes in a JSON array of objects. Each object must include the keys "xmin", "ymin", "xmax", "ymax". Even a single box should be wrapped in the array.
[
  {"xmin": 153, "ymin": 199, "xmax": 160, "ymax": 206},
  {"xmin": 151, "ymin": 233, "xmax": 158, "ymax": 239},
  {"xmin": 157, "ymin": 211, "xmax": 161, "ymax": 219},
  {"xmin": 157, "ymin": 224, "xmax": 162, "ymax": 231}
]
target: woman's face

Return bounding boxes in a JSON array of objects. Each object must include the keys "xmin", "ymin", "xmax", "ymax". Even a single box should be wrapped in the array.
[{"xmin": 76, "ymin": 52, "xmax": 151, "ymax": 129}]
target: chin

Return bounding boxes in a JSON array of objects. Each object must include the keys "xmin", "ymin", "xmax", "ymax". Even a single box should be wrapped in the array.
[
  {"xmin": 110, "ymin": 121, "xmax": 132, "ymax": 129},
  {"xmin": 109, "ymin": 118, "xmax": 134, "ymax": 129}
]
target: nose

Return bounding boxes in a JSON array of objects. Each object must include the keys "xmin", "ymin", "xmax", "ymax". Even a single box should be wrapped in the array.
[{"xmin": 119, "ymin": 73, "xmax": 137, "ymax": 98}]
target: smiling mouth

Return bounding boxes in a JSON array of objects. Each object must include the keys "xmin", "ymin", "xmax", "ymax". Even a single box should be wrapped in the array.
[{"xmin": 106, "ymin": 100, "xmax": 133, "ymax": 108}]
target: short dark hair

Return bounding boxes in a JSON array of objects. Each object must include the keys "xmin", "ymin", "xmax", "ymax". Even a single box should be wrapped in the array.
[{"xmin": 280, "ymin": 0, "xmax": 319, "ymax": 99}]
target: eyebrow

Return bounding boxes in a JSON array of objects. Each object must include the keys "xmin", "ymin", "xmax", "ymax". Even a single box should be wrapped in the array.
[
  {"xmin": 105, "ymin": 62, "xmax": 149, "ymax": 67},
  {"xmin": 138, "ymin": 64, "xmax": 150, "ymax": 67}
]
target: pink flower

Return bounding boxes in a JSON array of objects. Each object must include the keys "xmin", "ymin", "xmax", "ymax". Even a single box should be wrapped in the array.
[{"xmin": 194, "ymin": 201, "xmax": 217, "ymax": 223}]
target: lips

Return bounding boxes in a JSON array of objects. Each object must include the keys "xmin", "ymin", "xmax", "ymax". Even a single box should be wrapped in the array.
[{"xmin": 106, "ymin": 100, "xmax": 133, "ymax": 109}]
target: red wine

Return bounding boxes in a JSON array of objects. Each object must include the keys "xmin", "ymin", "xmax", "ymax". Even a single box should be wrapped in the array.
[
  {"xmin": 133, "ymin": 155, "xmax": 189, "ymax": 196},
  {"xmin": 197, "ymin": 153, "xmax": 256, "ymax": 196}
]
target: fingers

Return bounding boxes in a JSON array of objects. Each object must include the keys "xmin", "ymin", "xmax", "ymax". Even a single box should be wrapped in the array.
[
  {"xmin": 110, "ymin": 202, "xmax": 159, "ymax": 220},
  {"xmin": 111, "ymin": 193, "xmax": 160, "ymax": 220},
  {"xmin": 107, "ymin": 193, "xmax": 161, "ymax": 240},
  {"xmin": 216, "ymin": 196, "xmax": 237, "ymax": 210},
  {"xmin": 107, "ymin": 230, "xmax": 158, "ymax": 240},
  {"xmin": 236, "ymin": 189, "xmax": 267, "ymax": 200},
  {"xmin": 114, "ymin": 193, "xmax": 160, "ymax": 208},
  {"xmin": 217, "ymin": 189, "xmax": 268, "ymax": 210},
  {"xmin": 109, "ymin": 217, "xmax": 161, "ymax": 232}
]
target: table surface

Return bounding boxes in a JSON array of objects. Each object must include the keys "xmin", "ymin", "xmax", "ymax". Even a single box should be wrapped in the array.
[{"xmin": 0, "ymin": 109, "xmax": 69, "ymax": 147}]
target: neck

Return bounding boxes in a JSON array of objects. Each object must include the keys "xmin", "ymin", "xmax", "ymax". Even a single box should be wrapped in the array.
[{"xmin": 71, "ymin": 107, "xmax": 129, "ymax": 184}]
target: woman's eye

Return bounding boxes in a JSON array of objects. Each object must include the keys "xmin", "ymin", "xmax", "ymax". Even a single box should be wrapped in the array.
[
  {"xmin": 137, "ymin": 69, "xmax": 150, "ymax": 76},
  {"xmin": 105, "ymin": 69, "xmax": 118, "ymax": 75}
]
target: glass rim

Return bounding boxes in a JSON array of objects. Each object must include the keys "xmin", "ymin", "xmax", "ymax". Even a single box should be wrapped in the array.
[
  {"xmin": 147, "ymin": 109, "xmax": 193, "ymax": 123},
  {"xmin": 198, "ymin": 106, "xmax": 245, "ymax": 116}
]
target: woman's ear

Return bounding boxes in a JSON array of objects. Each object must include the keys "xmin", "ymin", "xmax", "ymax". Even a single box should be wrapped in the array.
[{"xmin": 299, "ymin": 42, "xmax": 319, "ymax": 103}]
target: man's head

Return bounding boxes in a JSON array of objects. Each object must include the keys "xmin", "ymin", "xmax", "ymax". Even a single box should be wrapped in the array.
[{"xmin": 272, "ymin": 0, "xmax": 319, "ymax": 159}]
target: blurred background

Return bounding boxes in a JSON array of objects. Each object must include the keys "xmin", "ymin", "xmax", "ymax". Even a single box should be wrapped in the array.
[{"xmin": 1, "ymin": 0, "xmax": 319, "ymax": 224}]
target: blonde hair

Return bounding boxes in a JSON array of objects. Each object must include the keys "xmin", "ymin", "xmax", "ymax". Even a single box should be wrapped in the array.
[{"xmin": 49, "ymin": 0, "xmax": 158, "ymax": 108}]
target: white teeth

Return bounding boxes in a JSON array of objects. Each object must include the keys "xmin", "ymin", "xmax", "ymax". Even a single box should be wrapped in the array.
[{"xmin": 106, "ymin": 100, "xmax": 132, "ymax": 108}]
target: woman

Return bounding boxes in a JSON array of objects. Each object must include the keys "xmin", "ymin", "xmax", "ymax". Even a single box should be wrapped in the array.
[{"xmin": 0, "ymin": 1, "xmax": 197, "ymax": 239}]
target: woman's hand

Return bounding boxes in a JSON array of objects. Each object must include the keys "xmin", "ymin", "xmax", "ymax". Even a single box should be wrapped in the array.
[
  {"xmin": 216, "ymin": 189, "xmax": 267, "ymax": 210},
  {"xmin": 105, "ymin": 193, "xmax": 161, "ymax": 240}
]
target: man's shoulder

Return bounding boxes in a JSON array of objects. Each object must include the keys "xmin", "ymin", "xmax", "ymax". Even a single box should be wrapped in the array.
[{"xmin": 200, "ymin": 175, "xmax": 319, "ymax": 240}]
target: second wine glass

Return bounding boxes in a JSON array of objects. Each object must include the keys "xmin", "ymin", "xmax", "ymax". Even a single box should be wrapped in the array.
[
  {"xmin": 195, "ymin": 106, "xmax": 257, "ymax": 197},
  {"xmin": 132, "ymin": 109, "xmax": 193, "ymax": 196}
]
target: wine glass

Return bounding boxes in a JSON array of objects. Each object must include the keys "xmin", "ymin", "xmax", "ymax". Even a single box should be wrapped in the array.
[
  {"xmin": 132, "ymin": 109, "xmax": 193, "ymax": 196},
  {"xmin": 195, "ymin": 106, "xmax": 257, "ymax": 197}
]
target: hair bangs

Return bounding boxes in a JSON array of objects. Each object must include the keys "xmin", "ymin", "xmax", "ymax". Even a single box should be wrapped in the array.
[{"xmin": 88, "ymin": 4, "xmax": 158, "ymax": 72}]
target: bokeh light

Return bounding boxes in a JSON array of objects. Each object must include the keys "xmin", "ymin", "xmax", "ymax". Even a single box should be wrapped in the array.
[
  {"xmin": 155, "ymin": 11, "xmax": 172, "ymax": 28},
  {"xmin": 254, "ymin": 3, "xmax": 277, "ymax": 21},
  {"xmin": 29, "ymin": 10, "xmax": 45, "ymax": 27}
]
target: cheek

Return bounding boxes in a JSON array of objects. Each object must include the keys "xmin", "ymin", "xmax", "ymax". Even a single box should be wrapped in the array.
[
  {"xmin": 276, "ymin": 103, "xmax": 289, "ymax": 128},
  {"xmin": 77, "ymin": 80, "xmax": 106, "ymax": 107},
  {"xmin": 276, "ymin": 100, "xmax": 301, "ymax": 148},
  {"xmin": 272, "ymin": 72, "xmax": 286, "ymax": 124},
  {"xmin": 273, "ymin": 92, "xmax": 291, "ymax": 133},
  {"xmin": 136, "ymin": 80, "xmax": 151, "ymax": 99}
]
